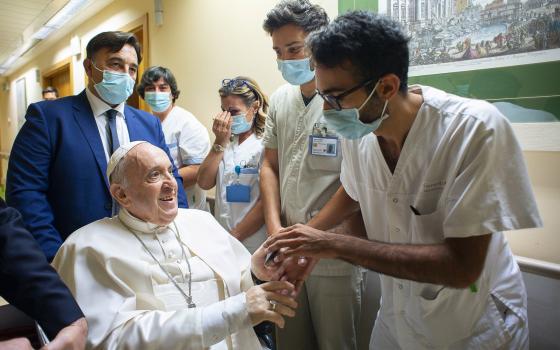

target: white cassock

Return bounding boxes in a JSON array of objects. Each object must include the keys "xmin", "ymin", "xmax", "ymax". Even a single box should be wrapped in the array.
[{"xmin": 53, "ymin": 208, "xmax": 263, "ymax": 350}]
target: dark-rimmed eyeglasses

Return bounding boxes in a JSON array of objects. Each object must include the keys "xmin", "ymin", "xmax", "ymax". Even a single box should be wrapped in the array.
[{"xmin": 317, "ymin": 78, "xmax": 375, "ymax": 111}]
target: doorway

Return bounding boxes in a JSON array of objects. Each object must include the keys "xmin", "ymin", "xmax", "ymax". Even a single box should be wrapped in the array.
[{"xmin": 42, "ymin": 58, "xmax": 73, "ymax": 99}]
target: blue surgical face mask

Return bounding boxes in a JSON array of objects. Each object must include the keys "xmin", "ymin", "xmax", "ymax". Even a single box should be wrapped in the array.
[
  {"xmin": 322, "ymin": 81, "xmax": 389, "ymax": 140},
  {"xmin": 144, "ymin": 91, "xmax": 172, "ymax": 113},
  {"xmin": 92, "ymin": 64, "xmax": 135, "ymax": 105},
  {"xmin": 277, "ymin": 57, "xmax": 315, "ymax": 85},
  {"xmin": 231, "ymin": 114, "xmax": 252, "ymax": 134}
]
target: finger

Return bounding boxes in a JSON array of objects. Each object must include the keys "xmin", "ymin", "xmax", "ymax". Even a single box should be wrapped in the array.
[
  {"xmin": 271, "ymin": 302, "xmax": 297, "ymax": 318},
  {"xmin": 266, "ymin": 238, "xmax": 308, "ymax": 253},
  {"xmin": 260, "ymin": 280, "xmax": 295, "ymax": 292},
  {"xmin": 266, "ymin": 292, "xmax": 298, "ymax": 309},
  {"xmin": 264, "ymin": 310, "xmax": 285, "ymax": 328},
  {"xmin": 294, "ymin": 280, "xmax": 305, "ymax": 296}
]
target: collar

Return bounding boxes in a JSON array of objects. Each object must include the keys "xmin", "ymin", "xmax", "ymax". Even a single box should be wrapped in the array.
[
  {"xmin": 118, "ymin": 208, "xmax": 170, "ymax": 234},
  {"xmin": 85, "ymin": 87, "xmax": 126, "ymax": 119}
]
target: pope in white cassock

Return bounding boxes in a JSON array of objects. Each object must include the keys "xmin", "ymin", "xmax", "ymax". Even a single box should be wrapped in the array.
[{"xmin": 53, "ymin": 141, "xmax": 297, "ymax": 350}]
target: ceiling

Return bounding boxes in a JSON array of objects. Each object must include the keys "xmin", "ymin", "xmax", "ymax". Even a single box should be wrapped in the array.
[{"xmin": 0, "ymin": 1, "xmax": 55, "ymax": 66}]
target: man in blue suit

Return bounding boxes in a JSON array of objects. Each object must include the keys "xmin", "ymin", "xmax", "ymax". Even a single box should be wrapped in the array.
[{"xmin": 6, "ymin": 31, "xmax": 187, "ymax": 261}]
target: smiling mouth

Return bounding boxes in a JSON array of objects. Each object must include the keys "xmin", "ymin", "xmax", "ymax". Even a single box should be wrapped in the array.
[{"xmin": 159, "ymin": 193, "xmax": 176, "ymax": 202}]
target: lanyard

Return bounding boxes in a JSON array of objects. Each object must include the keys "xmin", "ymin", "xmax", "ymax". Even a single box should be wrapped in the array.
[{"xmin": 120, "ymin": 219, "xmax": 196, "ymax": 308}]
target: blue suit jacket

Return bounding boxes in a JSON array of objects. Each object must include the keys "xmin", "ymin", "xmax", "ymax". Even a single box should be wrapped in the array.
[
  {"xmin": 0, "ymin": 198, "xmax": 84, "ymax": 339},
  {"xmin": 7, "ymin": 90, "xmax": 187, "ymax": 261}
]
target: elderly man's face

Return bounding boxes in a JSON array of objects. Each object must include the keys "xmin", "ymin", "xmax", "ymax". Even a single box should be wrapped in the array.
[{"xmin": 116, "ymin": 143, "xmax": 178, "ymax": 225}]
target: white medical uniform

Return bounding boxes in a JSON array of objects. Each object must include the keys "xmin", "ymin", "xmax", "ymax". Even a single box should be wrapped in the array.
[
  {"xmin": 264, "ymin": 83, "xmax": 364, "ymax": 350},
  {"xmin": 340, "ymin": 85, "xmax": 542, "ymax": 349},
  {"xmin": 214, "ymin": 134, "xmax": 267, "ymax": 254},
  {"xmin": 53, "ymin": 208, "xmax": 262, "ymax": 350},
  {"xmin": 162, "ymin": 106, "xmax": 210, "ymax": 210}
]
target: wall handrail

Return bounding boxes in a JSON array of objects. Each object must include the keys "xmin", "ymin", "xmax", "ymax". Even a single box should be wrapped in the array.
[{"xmin": 516, "ymin": 255, "xmax": 560, "ymax": 280}]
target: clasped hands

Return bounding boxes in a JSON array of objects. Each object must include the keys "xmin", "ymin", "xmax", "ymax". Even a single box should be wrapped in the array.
[{"xmin": 248, "ymin": 224, "xmax": 337, "ymax": 328}]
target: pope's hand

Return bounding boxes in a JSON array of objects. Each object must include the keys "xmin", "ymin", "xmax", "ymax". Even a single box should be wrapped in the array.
[
  {"xmin": 246, "ymin": 281, "xmax": 297, "ymax": 328},
  {"xmin": 212, "ymin": 110, "xmax": 232, "ymax": 146}
]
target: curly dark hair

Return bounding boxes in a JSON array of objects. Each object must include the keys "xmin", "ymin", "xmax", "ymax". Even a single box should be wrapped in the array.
[
  {"xmin": 137, "ymin": 66, "xmax": 180, "ymax": 103},
  {"xmin": 307, "ymin": 11, "xmax": 410, "ymax": 93},
  {"xmin": 263, "ymin": 0, "xmax": 329, "ymax": 35}
]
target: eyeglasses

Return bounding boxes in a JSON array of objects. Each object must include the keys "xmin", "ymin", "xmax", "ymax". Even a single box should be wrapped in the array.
[
  {"xmin": 317, "ymin": 78, "xmax": 375, "ymax": 111},
  {"xmin": 222, "ymin": 78, "xmax": 258, "ymax": 97}
]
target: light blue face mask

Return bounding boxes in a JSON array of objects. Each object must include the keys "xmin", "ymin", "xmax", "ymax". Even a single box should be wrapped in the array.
[
  {"xmin": 277, "ymin": 57, "xmax": 315, "ymax": 85},
  {"xmin": 92, "ymin": 64, "xmax": 135, "ymax": 105},
  {"xmin": 144, "ymin": 91, "xmax": 172, "ymax": 113},
  {"xmin": 322, "ymin": 81, "xmax": 389, "ymax": 140},
  {"xmin": 231, "ymin": 114, "xmax": 252, "ymax": 134}
]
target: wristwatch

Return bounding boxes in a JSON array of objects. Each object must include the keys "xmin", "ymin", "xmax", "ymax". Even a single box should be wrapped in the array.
[{"xmin": 212, "ymin": 143, "xmax": 225, "ymax": 153}]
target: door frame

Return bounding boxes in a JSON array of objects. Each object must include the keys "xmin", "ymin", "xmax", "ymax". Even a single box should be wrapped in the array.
[{"xmin": 42, "ymin": 57, "xmax": 73, "ymax": 96}]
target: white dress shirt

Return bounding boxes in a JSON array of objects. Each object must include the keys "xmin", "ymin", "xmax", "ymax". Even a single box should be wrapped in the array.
[{"xmin": 85, "ymin": 88, "xmax": 130, "ymax": 161}]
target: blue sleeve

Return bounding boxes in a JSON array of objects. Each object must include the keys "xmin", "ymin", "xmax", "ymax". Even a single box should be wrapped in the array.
[
  {"xmin": 0, "ymin": 199, "xmax": 84, "ymax": 339},
  {"xmin": 155, "ymin": 119, "xmax": 188, "ymax": 208},
  {"xmin": 6, "ymin": 103, "xmax": 61, "ymax": 260}
]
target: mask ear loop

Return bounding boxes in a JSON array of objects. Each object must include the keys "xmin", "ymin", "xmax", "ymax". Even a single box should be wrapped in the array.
[{"xmin": 358, "ymin": 81, "xmax": 381, "ymax": 111}]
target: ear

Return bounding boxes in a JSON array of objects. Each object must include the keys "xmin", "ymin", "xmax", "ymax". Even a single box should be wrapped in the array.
[
  {"xmin": 379, "ymin": 74, "xmax": 401, "ymax": 101},
  {"xmin": 110, "ymin": 183, "xmax": 130, "ymax": 208},
  {"xmin": 83, "ymin": 58, "xmax": 93, "ymax": 80}
]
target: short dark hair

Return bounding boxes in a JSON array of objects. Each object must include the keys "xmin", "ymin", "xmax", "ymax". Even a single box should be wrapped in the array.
[
  {"xmin": 42, "ymin": 86, "xmax": 58, "ymax": 96},
  {"xmin": 307, "ymin": 11, "xmax": 410, "ymax": 93},
  {"xmin": 86, "ymin": 31, "xmax": 142, "ymax": 64},
  {"xmin": 137, "ymin": 66, "xmax": 180, "ymax": 103},
  {"xmin": 263, "ymin": 0, "xmax": 329, "ymax": 35}
]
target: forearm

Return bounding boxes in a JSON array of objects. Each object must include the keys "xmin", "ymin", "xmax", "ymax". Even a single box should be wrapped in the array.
[
  {"xmin": 260, "ymin": 165, "xmax": 282, "ymax": 235},
  {"xmin": 308, "ymin": 186, "xmax": 360, "ymax": 231},
  {"xmin": 179, "ymin": 164, "xmax": 200, "ymax": 188},
  {"xmin": 106, "ymin": 294, "xmax": 251, "ymax": 349},
  {"xmin": 231, "ymin": 200, "xmax": 265, "ymax": 241},
  {"xmin": 331, "ymin": 235, "xmax": 490, "ymax": 288},
  {"xmin": 197, "ymin": 150, "xmax": 223, "ymax": 190}
]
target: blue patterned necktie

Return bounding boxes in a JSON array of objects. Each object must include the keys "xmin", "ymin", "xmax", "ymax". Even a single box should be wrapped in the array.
[
  {"xmin": 105, "ymin": 109, "xmax": 120, "ymax": 156},
  {"xmin": 105, "ymin": 109, "xmax": 120, "ymax": 216}
]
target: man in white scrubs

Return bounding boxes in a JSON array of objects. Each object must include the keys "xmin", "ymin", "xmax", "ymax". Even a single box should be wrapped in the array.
[
  {"xmin": 260, "ymin": 1, "xmax": 365, "ymax": 349},
  {"xmin": 53, "ymin": 142, "xmax": 298, "ymax": 349},
  {"xmin": 137, "ymin": 66, "xmax": 211, "ymax": 210},
  {"xmin": 265, "ymin": 12, "xmax": 542, "ymax": 349}
]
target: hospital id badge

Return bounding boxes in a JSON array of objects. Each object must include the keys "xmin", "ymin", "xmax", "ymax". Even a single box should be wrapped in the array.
[
  {"xmin": 309, "ymin": 135, "xmax": 338, "ymax": 157},
  {"xmin": 226, "ymin": 184, "xmax": 251, "ymax": 203}
]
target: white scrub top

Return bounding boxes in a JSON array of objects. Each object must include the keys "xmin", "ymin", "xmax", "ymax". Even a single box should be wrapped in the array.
[
  {"xmin": 161, "ymin": 106, "xmax": 211, "ymax": 210},
  {"xmin": 215, "ymin": 134, "xmax": 267, "ymax": 253},
  {"xmin": 340, "ymin": 85, "xmax": 542, "ymax": 349}
]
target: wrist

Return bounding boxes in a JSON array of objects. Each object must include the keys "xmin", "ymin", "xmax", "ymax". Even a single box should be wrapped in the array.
[{"xmin": 212, "ymin": 143, "xmax": 226, "ymax": 153}]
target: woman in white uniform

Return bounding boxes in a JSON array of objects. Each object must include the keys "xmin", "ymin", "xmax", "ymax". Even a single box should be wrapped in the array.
[
  {"xmin": 198, "ymin": 77, "xmax": 268, "ymax": 253},
  {"xmin": 137, "ymin": 66, "xmax": 211, "ymax": 210}
]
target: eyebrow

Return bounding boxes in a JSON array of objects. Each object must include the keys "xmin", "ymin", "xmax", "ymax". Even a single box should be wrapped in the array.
[
  {"xmin": 272, "ymin": 41, "xmax": 304, "ymax": 50},
  {"xmin": 320, "ymin": 86, "xmax": 346, "ymax": 95},
  {"xmin": 106, "ymin": 57, "xmax": 138, "ymax": 69}
]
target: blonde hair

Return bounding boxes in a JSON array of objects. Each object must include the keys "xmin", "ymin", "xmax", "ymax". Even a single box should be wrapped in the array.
[{"xmin": 218, "ymin": 76, "xmax": 269, "ymax": 137}]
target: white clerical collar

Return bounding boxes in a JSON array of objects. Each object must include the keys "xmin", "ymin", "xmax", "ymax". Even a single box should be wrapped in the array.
[{"xmin": 118, "ymin": 208, "xmax": 170, "ymax": 234}]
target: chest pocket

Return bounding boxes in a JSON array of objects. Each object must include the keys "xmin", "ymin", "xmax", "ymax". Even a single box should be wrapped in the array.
[{"xmin": 307, "ymin": 139, "xmax": 342, "ymax": 172}]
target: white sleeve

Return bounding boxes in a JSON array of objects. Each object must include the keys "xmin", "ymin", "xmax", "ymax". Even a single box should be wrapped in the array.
[
  {"xmin": 178, "ymin": 118, "xmax": 210, "ymax": 166},
  {"xmin": 106, "ymin": 293, "xmax": 252, "ymax": 349},
  {"xmin": 443, "ymin": 109, "xmax": 542, "ymax": 238},
  {"xmin": 340, "ymin": 139, "xmax": 358, "ymax": 201},
  {"xmin": 263, "ymin": 94, "xmax": 278, "ymax": 149}
]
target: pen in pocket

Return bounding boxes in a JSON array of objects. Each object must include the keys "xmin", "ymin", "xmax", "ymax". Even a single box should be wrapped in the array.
[{"xmin": 410, "ymin": 205, "xmax": 421, "ymax": 215}]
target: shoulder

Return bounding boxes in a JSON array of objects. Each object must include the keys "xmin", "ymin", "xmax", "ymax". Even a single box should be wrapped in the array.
[
  {"xmin": 421, "ymin": 85, "xmax": 511, "ymax": 134},
  {"xmin": 270, "ymin": 84, "xmax": 296, "ymax": 104},
  {"xmin": 62, "ymin": 217, "xmax": 129, "ymax": 251},
  {"xmin": 125, "ymin": 105, "xmax": 159, "ymax": 123}
]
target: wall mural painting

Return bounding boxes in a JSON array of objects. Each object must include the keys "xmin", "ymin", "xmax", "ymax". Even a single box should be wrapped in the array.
[{"xmin": 381, "ymin": 0, "xmax": 560, "ymax": 74}]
